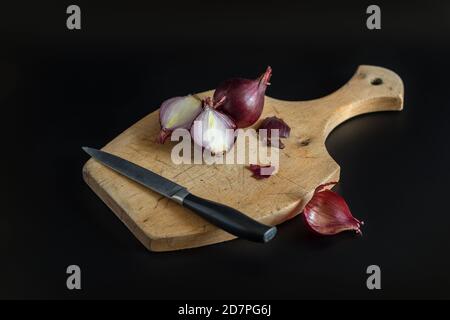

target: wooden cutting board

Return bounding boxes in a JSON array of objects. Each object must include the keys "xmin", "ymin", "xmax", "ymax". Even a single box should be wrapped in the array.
[{"xmin": 83, "ymin": 65, "xmax": 404, "ymax": 251}]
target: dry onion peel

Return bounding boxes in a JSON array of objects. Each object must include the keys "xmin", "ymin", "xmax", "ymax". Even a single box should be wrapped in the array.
[
  {"xmin": 214, "ymin": 66, "xmax": 272, "ymax": 128},
  {"xmin": 158, "ymin": 95, "xmax": 202, "ymax": 143},
  {"xmin": 248, "ymin": 164, "xmax": 276, "ymax": 179},
  {"xmin": 257, "ymin": 116, "xmax": 291, "ymax": 149}
]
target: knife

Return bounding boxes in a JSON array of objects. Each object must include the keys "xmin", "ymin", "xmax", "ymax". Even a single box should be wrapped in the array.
[{"xmin": 82, "ymin": 147, "xmax": 277, "ymax": 243}]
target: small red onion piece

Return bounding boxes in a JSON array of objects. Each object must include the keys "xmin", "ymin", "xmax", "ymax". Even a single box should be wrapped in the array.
[
  {"xmin": 257, "ymin": 116, "xmax": 291, "ymax": 149},
  {"xmin": 303, "ymin": 182, "xmax": 364, "ymax": 235},
  {"xmin": 158, "ymin": 95, "xmax": 202, "ymax": 143},
  {"xmin": 248, "ymin": 164, "xmax": 276, "ymax": 179},
  {"xmin": 214, "ymin": 66, "xmax": 272, "ymax": 128},
  {"xmin": 190, "ymin": 97, "xmax": 236, "ymax": 155}
]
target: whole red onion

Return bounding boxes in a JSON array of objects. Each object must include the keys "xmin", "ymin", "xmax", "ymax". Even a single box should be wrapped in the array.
[
  {"xmin": 303, "ymin": 182, "xmax": 364, "ymax": 236},
  {"xmin": 213, "ymin": 66, "xmax": 272, "ymax": 128}
]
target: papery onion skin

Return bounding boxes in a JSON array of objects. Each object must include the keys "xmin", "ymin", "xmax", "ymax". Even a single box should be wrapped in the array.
[
  {"xmin": 257, "ymin": 116, "xmax": 291, "ymax": 149},
  {"xmin": 190, "ymin": 97, "xmax": 236, "ymax": 154},
  {"xmin": 158, "ymin": 95, "xmax": 202, "ymax": 144},
  {"xmin": 248, "ymin": 164, "xmax": 276, "ymax": 179},
  {"xmin": 303, "ymin": 182, "xmax": 363, "ymax": 235},
  {"xmin": 258, "ymin": 116, "xmax": 290, "ymax": 138},
  {"xmin": 214, "ymin": 66, "xmax": 272, "ymax": 128}
]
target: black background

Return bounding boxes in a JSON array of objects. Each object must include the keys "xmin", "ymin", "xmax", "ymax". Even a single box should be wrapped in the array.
[{"xmin": 1, "ymin": 0, "xmax": 449, "ymax": 299}]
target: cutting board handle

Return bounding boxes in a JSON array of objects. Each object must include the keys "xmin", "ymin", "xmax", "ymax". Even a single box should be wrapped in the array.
[{"xmin": 309, "ymin": 65, "xmax": 404, "ymax": 137}]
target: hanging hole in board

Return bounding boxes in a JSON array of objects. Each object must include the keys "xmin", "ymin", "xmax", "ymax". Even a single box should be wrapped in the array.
[{"xmin": 371, "ymin": 78, "xmax": 383, "ymax": 86}]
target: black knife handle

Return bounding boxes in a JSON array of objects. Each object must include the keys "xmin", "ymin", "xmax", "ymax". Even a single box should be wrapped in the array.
[{"xmin": 182, "ymin": 193, "xmax": 277, "ymax": 243}]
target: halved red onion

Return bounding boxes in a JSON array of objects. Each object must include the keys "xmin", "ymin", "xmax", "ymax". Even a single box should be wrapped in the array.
[
  {"xmin": 190, "ymin": 97, "xmax": 236, "ymax": 155},
  {"xmin": 158, "ymin": 95, "xmax": 202, "ymax": 143},
  {"xmin": 303, "ymin": 182, "xmax": 364, "ymax": 235}
]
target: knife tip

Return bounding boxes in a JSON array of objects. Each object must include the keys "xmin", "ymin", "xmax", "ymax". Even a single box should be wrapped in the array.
[{"xmin": 82, "ymin": 146, "xmax": 93, "ymax": 155}]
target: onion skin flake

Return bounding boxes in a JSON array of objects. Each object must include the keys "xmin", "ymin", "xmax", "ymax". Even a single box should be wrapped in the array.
[{"xmin": 248, "ymin": 164, "xmax": 276, "ymax": 179}]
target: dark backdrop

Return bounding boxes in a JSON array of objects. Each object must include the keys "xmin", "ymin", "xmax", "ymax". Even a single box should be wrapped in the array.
[{"xmin": 1, "ymin": 0, "xmax": 449, "ymax": 299}]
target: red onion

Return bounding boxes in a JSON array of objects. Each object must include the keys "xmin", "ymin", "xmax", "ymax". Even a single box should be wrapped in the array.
[
  {"xmin": 214, "ymin": 66, "xmax": 272, "ymax": 128},
  {"xmin": 158, "ymin": 95, "xmax": 202, "ymax": 143},
  {"xmin": 303, "ymin": 182, "xmax": 364, "ymax": 235},
  {"xmin": 257, "ymin": 116, "xmax": 291, "ymax": 149},
  {"xmin": 190, "ymin": 97, "xmax": 236, "ymax": 155}
]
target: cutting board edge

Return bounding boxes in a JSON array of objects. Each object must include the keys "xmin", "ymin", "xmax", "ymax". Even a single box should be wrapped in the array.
[
  {"xmin": 82, "ymin": 157, "xmax": 341, "ymax": 251},
  {"xmin": 83, "ymin": 160, "xmax": 155, "ymax": 250}
]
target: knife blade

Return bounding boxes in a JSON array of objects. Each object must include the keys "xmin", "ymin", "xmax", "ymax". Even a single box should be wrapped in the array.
[{"xmin": 83, "ymin": 147, "xmax": 277, "ymax": 243}]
